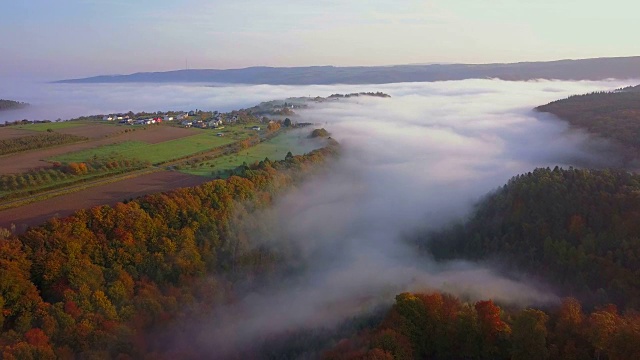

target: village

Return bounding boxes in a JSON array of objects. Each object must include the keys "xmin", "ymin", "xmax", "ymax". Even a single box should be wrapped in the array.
[
  {"xmin": 98, "ymin": 99, "xmax": 308, "ymax": 132},
  {"xmin": 102, "ymin": 110, "xmax": 262, "ymax": 130}
]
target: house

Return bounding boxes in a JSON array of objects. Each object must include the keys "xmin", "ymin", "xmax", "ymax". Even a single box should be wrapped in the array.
[
  {"xmin": 176, "ymin": 113, "xmax": 188, "ymax": 120},
  {"xmin": 102, "ymin": 115, "xmax": 113, "ymax": 121},
  {"xmin": 181, "ymin": 120, "xmax": 192, "ymax": 128},
  {"xmin": 208, "ymin": 119, "xmax": 223, "ymax": 128},
  {"xmin": 164, "ymin": 116, "xmax": 174, "ymax": 121},
  {"xmin": 252, "ymin": 126, "xmax": 261, "ymax": 131}
]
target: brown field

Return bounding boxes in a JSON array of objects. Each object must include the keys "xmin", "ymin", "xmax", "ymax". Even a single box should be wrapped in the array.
[
  {"xmin": 0, "ymin": 170, "xmax": 209, "ymax": 233},
  {"xmin": 55, "ymin": 123, "xmax": 125, "ymax": 139},
  {"xmin": 0, "ymin": 124, "xmax": 200, "ymax": 174},
  {"xmin": 113, "ymin": 124, "xmax": 199, "ymax": 144},
  {"xmin": 0, "ymin": 127, "xmax": 40, "ymax": 140},
  {"xmin": 55, "ymin": 123, "xmax": 199, "ymax": 142}
]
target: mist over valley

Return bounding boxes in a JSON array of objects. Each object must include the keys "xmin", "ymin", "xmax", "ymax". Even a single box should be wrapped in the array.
[
  {"xmin": 5, "ymin": 0, "xmax": 640, "ymax": 356},
  {"xmin": 2, "ymin": 78, "xmax": 640, "ymax": 358}
]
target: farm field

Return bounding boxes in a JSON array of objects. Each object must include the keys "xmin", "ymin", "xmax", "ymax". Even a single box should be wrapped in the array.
[
  {"xmin": 0, "ymin": 161, "xmax": 150, "ymax": 200},
  {"xmin": 181, "ymin": 128, "xmax": 328, "ymax": 177},
  {"xmin": 0, "ymin": 119, "xmax": 311, "ymax": 232},
  {"xmin": 52, "ymin": 131, "xmax": 248, "ymax": 164},
  {"xmin": 7, "ymin": 121, "xmax": 128, "ymax": 139},
  {"xmin": 0, "ymin": 124, "xmax": 198, "ymax": 174},
  {"xmin": 48, "ymin": 123, "xmax": 127, "ymax": 139},
  {"xmin": 0, "ymin": 127, "xmax": 42, "ymax": 140},
  {"xmin": 0, "ymin": 170, "xmax": 209, "ymax": 233},
  {"xmin": 12, "ymin": 121, "xmax": 87, "ymax": 131}
]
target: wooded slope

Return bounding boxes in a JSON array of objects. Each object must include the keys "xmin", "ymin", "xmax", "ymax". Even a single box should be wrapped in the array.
[{"xmin": 424, "ymin": 167, "xmax": 640, "ymax": 309}]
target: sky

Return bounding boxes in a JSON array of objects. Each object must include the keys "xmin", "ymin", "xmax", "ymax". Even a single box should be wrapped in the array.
[{"xmin": 1, "ymin": 0, "xmax": 639, "ymax": 80}]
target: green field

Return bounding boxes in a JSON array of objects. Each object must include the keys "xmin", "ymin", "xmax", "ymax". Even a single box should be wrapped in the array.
[
  {"xmin": 51, "ymin": 131, "xmax": 245, "ymax": 164},
  {"xmin": 13, "ymin": 121, "xmax": 88, "ymax": 131},
  {"xmin": 180, "ymin": 129, "xmax": 326, "ymax": 177},
  {"xmin": 47, "ymin": 123, "xmax": 265, "ymax": 166}
]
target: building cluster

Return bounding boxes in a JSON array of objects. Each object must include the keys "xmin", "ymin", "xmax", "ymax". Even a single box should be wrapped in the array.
[
  {"xmin": 102, "ymin": 113, "xmax": 188, "ymax": 125},
  {"xmin": 179, "ymin": 113, "xmax": 238, "ymax": 129},
  {"xmin": 101, "ymin": 109, "xmax": 270, "ymax": 132}
]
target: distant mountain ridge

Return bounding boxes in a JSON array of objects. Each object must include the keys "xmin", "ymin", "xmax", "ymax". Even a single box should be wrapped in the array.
[{"xmin": 56, "ymin": 56, "xmax": 640, "ymax": 85}]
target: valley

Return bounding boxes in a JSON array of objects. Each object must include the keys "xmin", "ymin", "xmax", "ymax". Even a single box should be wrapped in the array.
[{"xmin": 2, "ymin": 82, "xmax": 640, "ymax": 359}]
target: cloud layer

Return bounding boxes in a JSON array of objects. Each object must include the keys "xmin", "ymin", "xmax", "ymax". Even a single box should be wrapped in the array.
[{"xmin": 136, "ymin": 79, "xmax": 635, "ymax": 357}]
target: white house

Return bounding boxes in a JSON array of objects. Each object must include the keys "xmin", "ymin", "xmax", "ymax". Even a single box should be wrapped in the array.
[{"xmin": 208, "ymin": 119, "xmax": 223, "ymax": 128}]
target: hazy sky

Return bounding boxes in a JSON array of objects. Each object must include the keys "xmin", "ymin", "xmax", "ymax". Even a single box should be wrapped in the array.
[{"xmin": 2, "ymin": 0, "xmax": 639, "ymax": 79}]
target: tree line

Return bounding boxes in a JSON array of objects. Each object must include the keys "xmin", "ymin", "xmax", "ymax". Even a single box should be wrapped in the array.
[
  {"xmin": 0, "ymin": 99, "xmax": 28, "ymax": 111},
  {"xmin": 324, "ymin": 291, "xmax": 640, "ymax": 359}
]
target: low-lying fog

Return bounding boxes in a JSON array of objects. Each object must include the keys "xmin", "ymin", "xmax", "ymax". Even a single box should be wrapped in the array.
[
  {"xmin": 162, "ymin": 79, "xmax": 636, "ymax": 357},
  {"xmin": 3, "ymin": 79, "xmax": 637, "ymax": 356},
  {"xmin": 0, "ymin": 79, "xmax": 635, "ymax": 124}
]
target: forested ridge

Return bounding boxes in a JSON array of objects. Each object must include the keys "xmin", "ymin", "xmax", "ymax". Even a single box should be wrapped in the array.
[
  {"xmin": 536, "ymin": 87, "xmax": 640, "ymax": 161},
  {"xmin": 0, "ymin": 142, "xmax": 338, "ymax": 358},
  {"xmin": 324, "ymin": 291, "xmax": 640, "ymax": 360},
  {"xmin": 423, "ymin": 167, "xmax": 640, "ymax": 309}
]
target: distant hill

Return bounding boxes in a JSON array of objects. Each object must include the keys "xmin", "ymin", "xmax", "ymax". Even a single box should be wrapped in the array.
[
  {"xmin": 0, "ymin": 99, "xmax": 28, "ymax": 111},
  {"xmin": 56, "ymin": 56, "xmax": 640, "ymax": 85}
]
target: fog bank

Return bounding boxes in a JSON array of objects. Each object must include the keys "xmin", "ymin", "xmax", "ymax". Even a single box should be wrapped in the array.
[
  {"xmin": 1, "ymin": 78, "xmax": 636, "ymax": 124},
  {"xmin": 150, "ymin": 79, "xmax": 634, "ymax": 357}
]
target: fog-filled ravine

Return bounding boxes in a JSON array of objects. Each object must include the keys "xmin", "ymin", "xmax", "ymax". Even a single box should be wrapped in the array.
[{"xmin": 3, "ymin": 79, "xmax": 638, "ymax": 356}]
